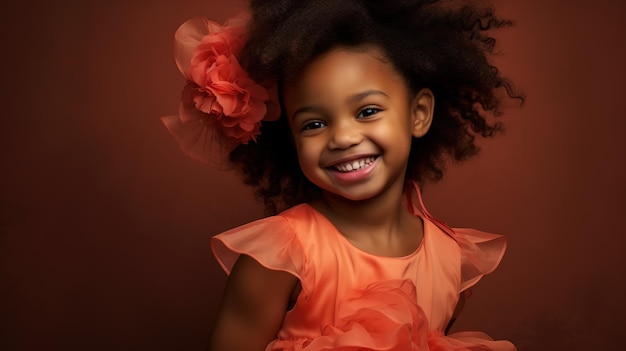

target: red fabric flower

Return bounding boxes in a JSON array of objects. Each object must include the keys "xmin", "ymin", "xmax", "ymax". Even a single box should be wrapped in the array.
[
  {"xmin": 187, "ymin": 54, "xmax": 268, "ymax": 143},
  {"xmin": 162, "ymin": 12, "xmax": 280, "ymax": 167}
]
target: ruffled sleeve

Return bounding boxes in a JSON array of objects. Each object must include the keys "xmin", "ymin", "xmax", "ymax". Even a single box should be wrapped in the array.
[
  {"xmin": 404, "ymin": 181, "xmax": 507, "ymax": 293},
  {"xmin": 451, "ymin": 228, "xmax": 507, "ymax": 292},
  {"xmin": 211, "ymin": 215, "xmax": 310, "ymax": 297}
]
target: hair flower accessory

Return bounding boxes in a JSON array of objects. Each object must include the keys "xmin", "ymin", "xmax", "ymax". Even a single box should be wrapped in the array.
[{"xmin": 162, "ymin": 12, "xmax": 280, "ymax": 168}]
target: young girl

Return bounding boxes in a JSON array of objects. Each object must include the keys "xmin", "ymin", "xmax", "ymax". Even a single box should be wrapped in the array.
[{"xmin": 163, "ymin": 0, "xmax": 522, "ymax": 350}]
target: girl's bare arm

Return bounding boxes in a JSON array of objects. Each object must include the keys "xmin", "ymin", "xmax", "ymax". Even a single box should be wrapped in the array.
[{"xmin": 208, "ymin": 254, "xmax": 298, "ymax": 351}]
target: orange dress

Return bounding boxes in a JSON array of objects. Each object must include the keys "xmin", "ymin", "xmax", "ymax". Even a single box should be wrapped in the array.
[{"xmin": 212, "ymin": 182, "xmax": 516, "ymax": 351}]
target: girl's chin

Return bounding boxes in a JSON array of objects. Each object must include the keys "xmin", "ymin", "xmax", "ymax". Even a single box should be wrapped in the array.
[{"xmin": 319, "ymin": 184, "xmax": 383, "ymax": 203}]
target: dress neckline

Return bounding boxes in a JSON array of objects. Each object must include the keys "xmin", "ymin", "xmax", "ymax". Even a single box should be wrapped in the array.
[{"xmin": 295, "ymin": 202, "xmax": 427, "ymax": 260}]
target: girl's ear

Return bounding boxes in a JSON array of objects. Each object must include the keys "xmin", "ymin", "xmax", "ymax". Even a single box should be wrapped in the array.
[{"xmin": 410, "ymin": 88, "xmax": 435, "ymax": 138}]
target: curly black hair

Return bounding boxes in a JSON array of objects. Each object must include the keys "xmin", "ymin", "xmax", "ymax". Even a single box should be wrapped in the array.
[{"xmin": 229, "ymin": 0, "xmax": 523, "ymax": 214}]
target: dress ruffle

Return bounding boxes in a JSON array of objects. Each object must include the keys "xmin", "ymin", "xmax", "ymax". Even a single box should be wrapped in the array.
[
  {"xmin": 404, "ymin": 182, "xmax": 507, "ymax": 292},
  {"xmin": 429, "ymin": 331, "xmax": 516, "ymax": 351},
  {"xmin": 211, "ymin": 215, "xmax": 313, "ymax": 299},
  {"xmin": 267, "ymin": 280, "xmax": 514, "ymax": 351},
  {"xmin": 267, "ymin": 280, "xmax": 427, "ymax": 351}
]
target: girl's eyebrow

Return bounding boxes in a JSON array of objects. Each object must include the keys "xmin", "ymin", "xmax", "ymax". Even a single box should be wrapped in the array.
[
  {"xmin": 348, "ymin": 89, "xmax": 389, "ymax": 103},
  {"xmin": 292, "ymin": 90, "xmax": 389, "ymax": 119},
  {"xmin": 291, "ymin": 106, "xmax": 325, "ymax": 120}
]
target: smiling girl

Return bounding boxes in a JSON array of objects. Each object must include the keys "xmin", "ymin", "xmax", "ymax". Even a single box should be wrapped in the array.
[{"xmin": 163, "ymin": 1, "xmax": 522, "ymax": 350}]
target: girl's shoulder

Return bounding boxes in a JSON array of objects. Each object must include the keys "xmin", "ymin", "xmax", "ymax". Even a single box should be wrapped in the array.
[
  {"xmin": 213, "ymin": 203, "xmax": 315, "ymax": 239},
  {"xmin": 218, "ymin": 203, "xmax": 319, "ymax": 236},
  {"xmin": 210, "ymin": 204, "xmax": 320, "ymax": 293},
  {"xmin": 405, "ymin": 182, "xmax": 509, "ymax": 292}
]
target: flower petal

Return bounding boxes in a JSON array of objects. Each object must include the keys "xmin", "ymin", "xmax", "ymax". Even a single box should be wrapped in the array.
[
  {"xmin": 166, "ymin": 10, "xmax": 283, "ymax": 166},
  {"xmin": 174, "ymin": 17, "xmax": 216, "ymax": 78}
]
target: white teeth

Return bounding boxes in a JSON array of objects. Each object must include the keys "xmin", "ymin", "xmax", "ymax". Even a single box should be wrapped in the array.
[{"xmin": 333, "ymin": 157, "xmax": 376, "ymax": 172}]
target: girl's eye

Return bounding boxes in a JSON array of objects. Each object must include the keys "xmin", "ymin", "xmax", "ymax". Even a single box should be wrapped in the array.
[
  {"xmin": 301, "ymin": 120, "xmax": 326, "ymax": 131},
  {"xmin": 357, "ymin": 107, "xmax": 381, "ymax": 119}
]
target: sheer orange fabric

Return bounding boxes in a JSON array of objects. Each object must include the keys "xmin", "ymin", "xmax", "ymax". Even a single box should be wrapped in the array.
[{"xmin": 211, "ymin": 183, "xmax": 515, "ymax": 350}]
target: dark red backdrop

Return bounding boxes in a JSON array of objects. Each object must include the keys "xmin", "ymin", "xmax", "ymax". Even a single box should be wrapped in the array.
[{"xmin": 1, "ymin": 1, "xmax": 624, "ymax": 350}]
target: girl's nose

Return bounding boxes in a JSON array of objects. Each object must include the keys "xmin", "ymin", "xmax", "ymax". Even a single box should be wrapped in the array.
[{"xmin": 327, "ymin": 121, "xmax": 362, "ymax": 150}]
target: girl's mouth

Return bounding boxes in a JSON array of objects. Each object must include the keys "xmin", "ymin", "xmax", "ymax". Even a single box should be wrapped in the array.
[{"xmin": 329, "ymin": 156, "xmax": 378, "ymax": 173}]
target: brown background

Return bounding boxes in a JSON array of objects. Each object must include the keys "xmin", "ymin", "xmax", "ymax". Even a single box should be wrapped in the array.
[{"xmin": 1, "ymin": 0, "xmax": 625, "ymax": 350}]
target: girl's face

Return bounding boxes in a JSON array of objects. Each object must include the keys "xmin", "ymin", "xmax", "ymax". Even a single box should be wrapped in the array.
[{"xmin": 284, "ymin": 46, "xmax": 433, "ymax": 202}]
